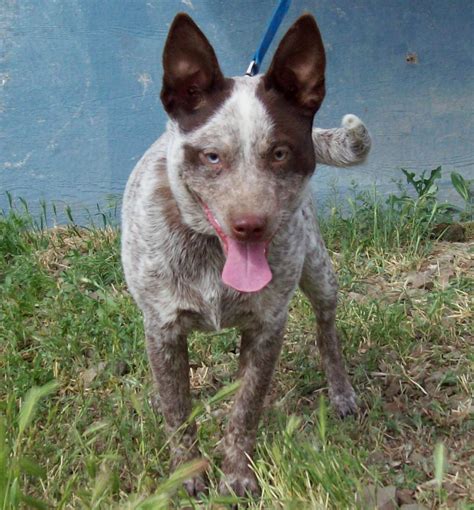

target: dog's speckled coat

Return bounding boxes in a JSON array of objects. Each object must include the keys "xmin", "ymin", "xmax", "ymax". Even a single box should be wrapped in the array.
[{"xmin": 122, "ymin": 13, "xmax": 371, "ymax": 497}]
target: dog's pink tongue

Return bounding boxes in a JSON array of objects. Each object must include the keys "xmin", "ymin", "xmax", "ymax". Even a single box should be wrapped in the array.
[{"xmin": 222, "ymin": 239, "xmax": 272, "ymax": 293}]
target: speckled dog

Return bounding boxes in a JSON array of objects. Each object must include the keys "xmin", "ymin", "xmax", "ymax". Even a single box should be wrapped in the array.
[{"xmin": 122, "ymin": 13, "xmax": 371, "ymax": 497}]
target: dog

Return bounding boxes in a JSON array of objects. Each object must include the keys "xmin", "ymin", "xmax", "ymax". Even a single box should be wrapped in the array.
[{"xmin": 121, "ymin": 12, "xmax": 371, "ymax": 497}]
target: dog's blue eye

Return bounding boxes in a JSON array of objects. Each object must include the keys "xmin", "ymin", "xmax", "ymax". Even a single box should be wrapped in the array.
[{"xmin": 206, "ymin": 153, "xmax": 220, "ymax": 164}]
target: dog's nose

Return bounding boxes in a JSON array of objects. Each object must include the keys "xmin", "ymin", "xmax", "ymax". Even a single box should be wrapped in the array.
[{"xmin": 231, "ymin": 215, "xmax": 267, "ymax": 242}]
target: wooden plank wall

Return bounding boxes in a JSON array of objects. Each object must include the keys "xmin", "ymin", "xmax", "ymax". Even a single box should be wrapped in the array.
[{"xmin": 1, "ymin": 0, "xmax": 473, "ymax": 218}]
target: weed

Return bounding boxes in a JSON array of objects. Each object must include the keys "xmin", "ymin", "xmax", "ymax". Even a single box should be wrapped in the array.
[{"xmin": 450, "ymin": 171, "xmax": 473, "ymax": 221}]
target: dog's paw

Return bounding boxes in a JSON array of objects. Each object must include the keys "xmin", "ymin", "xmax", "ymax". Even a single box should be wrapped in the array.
[
  {"xmin": 329, "ymin": 385, "xmax": 358, "ymax": 417},
  {"xmin": 183, "ymin": 472, "xmax": 208, "ymax": 497},
  {"xmin": 171, "ymin": 450, "xmax": 208, "ymax": 497},
  {"xmin": 219, "ymin": 470, "xmax": 260, "ymax": 499}
]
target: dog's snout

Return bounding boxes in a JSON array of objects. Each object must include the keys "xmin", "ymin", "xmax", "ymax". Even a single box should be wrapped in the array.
[{"xmin": 231, "ymin": 215, "xmax": 267, "ymax": 242}]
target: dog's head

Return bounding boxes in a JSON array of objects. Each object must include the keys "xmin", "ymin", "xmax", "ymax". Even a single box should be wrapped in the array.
[{"xmin": 161, "ymin": 13, "xmax": 325, "ymax": 292}]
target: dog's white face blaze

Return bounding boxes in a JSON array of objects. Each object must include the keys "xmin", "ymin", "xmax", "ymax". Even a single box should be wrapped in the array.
[{"xmin": 222, "ymin": 78, "xmax": 273, "ymax": 163}]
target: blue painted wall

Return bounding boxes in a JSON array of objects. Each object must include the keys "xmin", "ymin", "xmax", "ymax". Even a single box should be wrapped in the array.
[{"xmin": 1, "ymin": 1, "xmax": 473, "ymax": 219}]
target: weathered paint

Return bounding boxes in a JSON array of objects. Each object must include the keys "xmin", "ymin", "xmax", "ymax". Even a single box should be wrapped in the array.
[{"xmin": 1, "ymin": 0, "xmax": 473, "ymax": 218}]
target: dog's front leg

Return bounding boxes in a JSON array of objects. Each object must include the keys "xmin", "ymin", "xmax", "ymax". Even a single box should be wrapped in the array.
[
  {"xmin": 299, "ymin": 223, "xmax": 357, "ymax": 417},
  {"xmin": 144, "ymin": 315, "xmax": 206, "ymax": 496},
  {"xmin": 220, "ymin": 317, "xmax": 286, "ymax": 498}
]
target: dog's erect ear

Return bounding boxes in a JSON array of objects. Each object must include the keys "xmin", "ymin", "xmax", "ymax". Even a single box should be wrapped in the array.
[
  {"xmin": 264, "ymin": 14, "xmax": 326, "ymax": 115},
  {"xmin": 161, "ymin": 13, "xmax": 225, "ymax": 116}
]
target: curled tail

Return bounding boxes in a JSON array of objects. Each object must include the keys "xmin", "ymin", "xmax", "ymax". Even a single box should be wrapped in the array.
[{"xmin": 313, "ymin": 114, "xmax": 371, "ymax": 167}]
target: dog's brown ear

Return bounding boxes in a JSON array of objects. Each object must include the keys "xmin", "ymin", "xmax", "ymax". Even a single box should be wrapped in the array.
[
  {"xmin": 264, "ymin": 14, "xmax": 326, "ymax": 115},
  {"xmin": 161, "ymin": 13, "xmax": 225, "ymax": 116}
]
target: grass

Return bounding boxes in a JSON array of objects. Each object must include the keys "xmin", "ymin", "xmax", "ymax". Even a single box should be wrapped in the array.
[{"xmin": 0, "ymin": 186, "xmax": 473, "ymax": 509}]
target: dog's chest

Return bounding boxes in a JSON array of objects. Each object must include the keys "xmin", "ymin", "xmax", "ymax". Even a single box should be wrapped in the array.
[
  {"xmin": 180, "ymin": 289, "xmax": 253, "ymax": 333},
  {"xmin": 164, "ymin": 240, "xmax": 259, "ymax": 331},
  {"xmin": 165, "ymin": 232, "xmax": 306, "ymax": 333}
]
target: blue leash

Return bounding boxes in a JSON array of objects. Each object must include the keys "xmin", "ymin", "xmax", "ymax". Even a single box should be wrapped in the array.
[{"xmin": 245, "ymin": 0, "xmax": 292, "ymax": 76}]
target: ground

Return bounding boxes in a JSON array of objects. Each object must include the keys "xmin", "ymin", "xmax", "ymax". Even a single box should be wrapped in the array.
[{"xmin": 0, "ymin": 205, "xmax": 472, "ymax": 509}]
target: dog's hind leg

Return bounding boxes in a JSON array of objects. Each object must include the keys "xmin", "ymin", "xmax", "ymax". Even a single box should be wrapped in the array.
[
  {"xmin": 299, "ymin": 217, "xmax": 357, "ymax": 417},
  {"xmin": 144, "ymin": 314, "xmax": 207, "ymax": 496},
  {"xmin": 219, "ymin": 317, "xmax": 286, "ymax": 498}
]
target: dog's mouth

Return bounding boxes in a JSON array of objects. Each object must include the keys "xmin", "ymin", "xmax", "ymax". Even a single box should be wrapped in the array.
[{"xmin": 201, "ymin": 202, "xmax": 272, "ymax": 293}]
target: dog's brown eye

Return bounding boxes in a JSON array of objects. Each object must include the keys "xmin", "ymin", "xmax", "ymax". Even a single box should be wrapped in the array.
[{"xmin": 273, "ymin": 146, "xmax": 289, "ymax": 162}]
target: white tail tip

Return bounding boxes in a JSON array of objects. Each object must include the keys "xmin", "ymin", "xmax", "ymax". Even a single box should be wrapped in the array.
[{"xmin": 342, "ymin": 114, "xmax": 363, "ymax": 129}]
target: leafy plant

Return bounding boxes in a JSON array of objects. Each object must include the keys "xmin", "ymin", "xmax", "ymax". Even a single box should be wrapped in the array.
[
  {"xmin": 383, "ymin": 166, "xmax": 473, "ymax": 243},
  {"xmin": 401, "ymin": 166, "xmax": 442, "ymax": 199},
  {"xmin": 396, "ymin": 167, "xmax": 457, "ymax": 222},
  {"xmin": 450, "ymin": 171, "xmax": 473, "ymax": 221},
  {"xmin": 398, "ymin": 166, "xmax": 473, "ymax": 222}
]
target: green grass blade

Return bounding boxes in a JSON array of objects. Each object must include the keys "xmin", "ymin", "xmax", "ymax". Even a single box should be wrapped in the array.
[
  {"xmin": 0, "ymin": 416, "xmax": 8, "ymax": 508},
  {"xmin": 18, "ymin": 381, "xmax": 59, "ymax": 439},
  {"xmin": 434, "ymin": 442, "xmax": 446, "ymax": 487}
]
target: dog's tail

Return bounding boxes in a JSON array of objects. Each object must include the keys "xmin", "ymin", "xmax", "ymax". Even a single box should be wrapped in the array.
[{"xmin": 313, "ymin": 114, "xmax": 371, "ymax": 167}]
